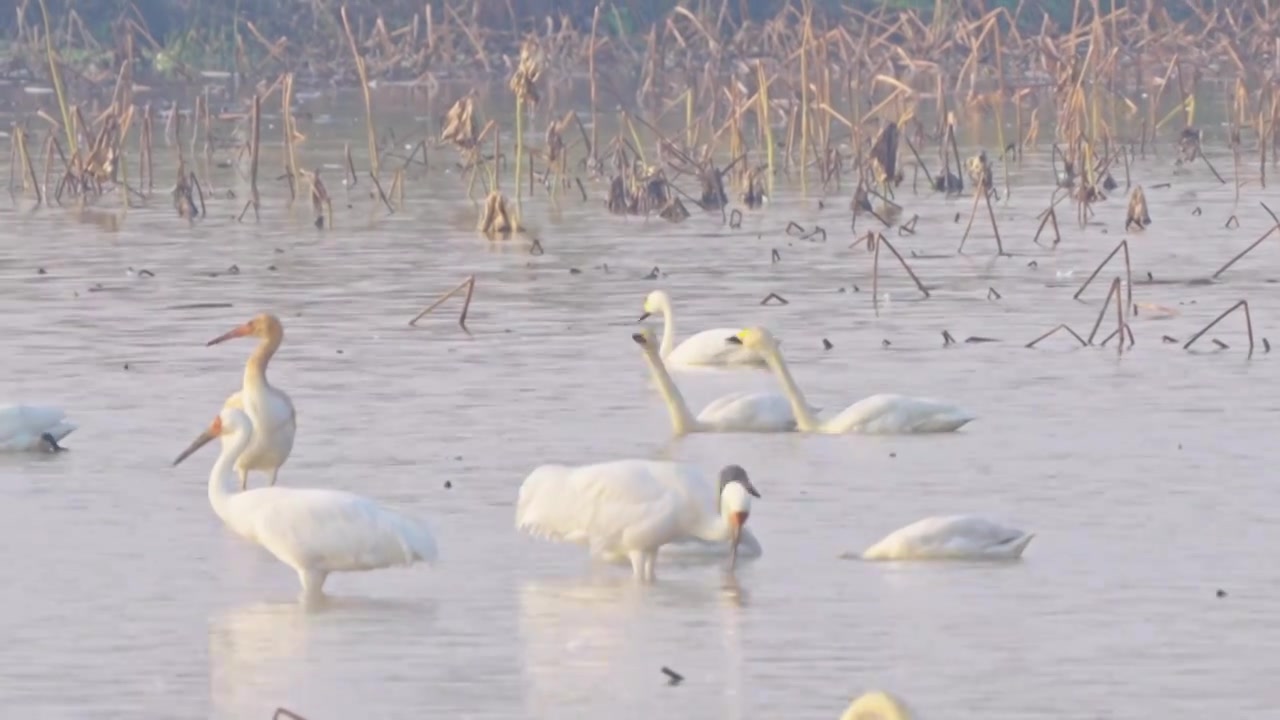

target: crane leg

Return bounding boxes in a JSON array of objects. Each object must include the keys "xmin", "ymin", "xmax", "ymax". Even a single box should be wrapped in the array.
[
  {"xmin": 297, "ymin": 568, "xmax": 328, "ymax": 602},
  {"xmin": 627, "ymin": 551, "xmax": 646, "ymax": 581},
  {"xmin": 642, "ymin": 552, "xmax": 657, "ymax": 582}
]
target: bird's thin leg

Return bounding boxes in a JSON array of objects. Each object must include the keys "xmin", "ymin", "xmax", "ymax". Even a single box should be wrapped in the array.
[
  {"xmin": 298, "ymin": 569, "xmax": 328, "ymax": 603},
  {"xmin": 238, "ymin": 467, "xmax": 250, "ymax": 491},
  {"xmin": 643, "ymin": 553, "xmax": 657, "ymax": 583},
  {"xmin": 269, "ymin": 467, "xmax": 280, "ymax": 487},
  {"xmin": 627, "ymin": 551, "xmax": 646, "ymax": 581}
]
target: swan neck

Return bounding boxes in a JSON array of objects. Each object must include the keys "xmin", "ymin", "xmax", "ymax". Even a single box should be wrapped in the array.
[
  {"xmin": 763, "ymin": 347, "xmax": 820, "ymax": 431},
  {"xmin": 657, "ymin": 298, "xmax": 675, "ymax": 357},
  {"xmin": 641, "ymin": 349, "xmax": 696, "ymax": 434}
]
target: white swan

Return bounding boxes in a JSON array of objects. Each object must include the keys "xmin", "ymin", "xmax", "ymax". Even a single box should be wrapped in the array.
[
  {"xmin": 0, "ymin": 404, "xmax": 76, "ymax": 452},
  {"xmin": 639, "ymin": 290, "xmax": 766, "ymax": 368},
  {"xmin": 860, "ymin": 515, "xmax": 1034, "ymax": 561},
  {"xmin": 632, "ymin": 329, "xmax": 803, "ymax": 433},
  {"xmin": 841, "ymin": 691, "xmax": 914, "ymax": 719},
  {"xmin": 516, "ymin": 460, "xmax": 761, "ymax": 581},
  {"xmin": 176, "ymin": 406, "xmax": 437, "ymax": 601},
  {"xmin": 727, "ymin": 327, "xmax": 975, "ymax": 433}
]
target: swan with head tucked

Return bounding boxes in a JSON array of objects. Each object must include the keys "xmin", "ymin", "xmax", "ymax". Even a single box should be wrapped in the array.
[
  {"xmin": 516, "ymin": 460, "xmax": 761, "ymax": 581},
  {"xmin": 727, "ymin": 327, "xmax": 975, "ymax": 433},
  {"xmin": 840, "ymin": 691, "xmax": 914, "ymax": 719},
  {"xmin": 639, "ymin": 290, "xmax": 767, "ymax": 368},
  {"xmin": 632, "ymin": 329, "xmax": 805, "ymax": 433},
  {"xmin": 173, "ymin": 313, "xmax": 297, "ymax": 490},
  {"xmin": 859, "ymin": 515, "xmax": 1034, "ymax": 561},
  {"xmin": 0, "ymin": 404, "xmax": 76, "ymax": 452},
  {"xmin": 175, "ymin": 406, "xmax": 437, "ymax": 601}
]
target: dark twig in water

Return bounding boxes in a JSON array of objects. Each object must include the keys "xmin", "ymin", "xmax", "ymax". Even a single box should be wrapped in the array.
[
  {"xmin": 1183, "ymin": 300, "xmax": 1255, "ymax": 356},
  {"xmin": 661, "ymin": 667, "xmax": 684, "ymax": 685},
  {"xmin": 1086, "ymin": 278, "xmax": 1126, "ymax": 347},
  {"xmin": 866, "ymin": 232, "xmax": 930, "ymax": 316},
  {"xmin": 1074, "ymin": 240, "xmax": 1134, "ymax": 316},
  {"xmin": 410, "ymin": 275, "xmax": 477, "ymax": 333},
  {"xmin": 1026, "ymin": 324, "xmax": 1089, "ymax": 349},
  {"xmin": 760, "ymin": 293, "xmax": 788, "ymax": 305},
  {"xmin": 273, "ymin": 709, "xmax": 308, "ymax": 720},
  {"xmin": 1213, "ymin": 203, "xmax": 1280, "ymax": 278}
]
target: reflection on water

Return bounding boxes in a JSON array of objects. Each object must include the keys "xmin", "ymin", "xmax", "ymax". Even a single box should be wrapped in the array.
[
  {"xmin": 518, "ymin": 577, "xmax": 746, "ymax": 719},
  {"xmin": 210, "ymin": 598, "xmax": 439, "ymax": 719},
  {"xmin": 1, "ymin": 93, "xmax": 1280, "ymax": 718}
]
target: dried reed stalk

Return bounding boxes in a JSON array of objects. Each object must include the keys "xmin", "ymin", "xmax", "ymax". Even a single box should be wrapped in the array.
[{"xmin": 410, "ymin": 275, "xmax": 476, "ymax": 333}]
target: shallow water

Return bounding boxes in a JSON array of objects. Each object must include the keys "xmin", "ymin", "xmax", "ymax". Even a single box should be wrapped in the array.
[{"xmin": 2, "ymin": 93, "xmax": 1280, "ymax": 719}]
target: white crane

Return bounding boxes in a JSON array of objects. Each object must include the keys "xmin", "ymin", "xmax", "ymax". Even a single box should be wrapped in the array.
[
  {"xmin": 516, "ymin": 460, "xmax": 761, "ymax": 581},
  {"xmin": 859, "ymin": 515, "xmax": 1034, "ymax": 561},
  {"xmin": 174, "ymin": 313, "xmax": 297, "ymax": 490},
  {"xmin": 728, "ymin": 327, "xmax": 975, "ymax": 433},
  {"xmin": 177, "ymin": 406, "xmax": 436, "ymax": 601},
  {"xmin": 638, "ymin": 290, "xmax": 767, "ymax": 368},
  {"xmin": 632, "ymin": 329, "xmax": 803, "ymax": 433}
]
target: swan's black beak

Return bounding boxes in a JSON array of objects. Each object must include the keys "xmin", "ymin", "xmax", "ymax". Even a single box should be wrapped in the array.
[
  {"xmin": 637, "ymin": 312, "xmax": 651, "ymax": 322},
  {"xmin": 40, "ymin": 433, "xmax": 65, "ymax": 453},
  {"xmin": 726, "ymin": 335, "xmax": 743, "ymax": 345},
  {"xmin": 631, "ymin": 332, "xmax": 647, "ymax": 345}
]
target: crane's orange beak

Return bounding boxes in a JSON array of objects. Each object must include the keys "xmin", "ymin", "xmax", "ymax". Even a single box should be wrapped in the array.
[
  {"xmin": 207, "ymin": 322, "xmax": 254, "ymax": 347},
  {"xmin": 173, "ymin": 416, "xmax": 222, "ymax": 467}
]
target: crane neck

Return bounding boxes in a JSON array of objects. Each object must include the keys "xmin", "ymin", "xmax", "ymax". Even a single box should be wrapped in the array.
[
  {"xmin": 761, "ymin": 347, "xmax": 821, "ymax": 432},
  {"xmin": 243, "ymin": 331, "xmax": 282, "ymax": 391},
  {"xmin": 639, "ymin": 346, "xmax": 696, "ymax": 435}
]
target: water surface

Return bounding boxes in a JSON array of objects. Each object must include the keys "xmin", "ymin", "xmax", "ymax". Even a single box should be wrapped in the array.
[{"xmin": 1, "ymin": 94, "xmax": 1278, "ymax": 719}]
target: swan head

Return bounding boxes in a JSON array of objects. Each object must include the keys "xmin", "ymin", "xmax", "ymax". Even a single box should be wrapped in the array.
[
  {"xmin": 631, "ymin": 328, "xmax": 660, "ymax": 354},
  {"xmin": 726, "ymin": 326, "xmax": 779, "ymax": 352},
  {"xmin": 839, "ymin": 691, "xmax": 913, "ymax": 720},
  {"xmin": 718, "ymin": 465, "xmax": 760, "ymax": 570},
  {"xmin": 637, "ymin": 290, "xmax": 671, "ymax": 322},
  {"xmin": 172, "ymin": 407, "xmax": 253, "ymax": 466},
  {"xmin": 207, "ymin": 312, "xmax": 283, "ymax": 346}
]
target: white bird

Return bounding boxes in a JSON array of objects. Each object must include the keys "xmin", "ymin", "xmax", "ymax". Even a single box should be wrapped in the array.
[
  {"xmin": 638, "ymin": 290, "xmax": 767, "ymax": 368},
  {"xmin": 175, "ymin": 406, "xmax": 437, "ymax": 601},
  {"xmin": 840, "ymin": 691, "xmax": 914, "ymax": 720},
  {"xmin": 0, "ymin": 404, "xmax": 76, "ymax": 452},
  {"xmin": 860, "ymin": 515, "xmax": 1034, "ymax": 561},
  {"xmin": 632, "ymin": 329, "xmax": 804, "ymax": 433},
  {"xmin": 727, "ymin": 327, "xmax": 975, "ymax": 433},
  {"xmin": 174, "ymin": 313, "xmax": 297, "ymax": 489},
  {"xmin": 516, "ymin": 460, "xmax": 761, "ymax": 581}
]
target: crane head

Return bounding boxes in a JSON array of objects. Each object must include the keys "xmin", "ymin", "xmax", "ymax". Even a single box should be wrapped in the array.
[{"xmin": 207, "ymin": 313, "xmax": 282, "ymax": 346}]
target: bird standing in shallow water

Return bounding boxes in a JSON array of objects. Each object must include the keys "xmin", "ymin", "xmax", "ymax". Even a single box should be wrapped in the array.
[
  {"xmin": 174, "ymin": 313, "xmax": 297, "ymax": 489},
  {"xmin": 516, "ymin": 459, "xmax": 761, "ymax": 582},
  {"xmin": 178, "ymin": 406, "xmax": 436, "ymax": 603}
]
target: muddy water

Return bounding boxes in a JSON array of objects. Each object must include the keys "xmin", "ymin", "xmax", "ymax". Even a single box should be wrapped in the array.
[{"xmin": 1, "ymin": 92, "xmax": 1278, "ymax": 719}]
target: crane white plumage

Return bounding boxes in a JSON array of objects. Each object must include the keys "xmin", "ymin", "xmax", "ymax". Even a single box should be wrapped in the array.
[
  {"xmin": 638, "ymin": 290, "xmax": 767, "ymax": 368},
  {"xmin": 516, "ymin": 460, "xmax": 761, "ymax": 581},
  {"xmin": 176, "ymin": 406, "xmax": 436, "ymax": 601},
  {"xmin": 0, "ymin": 404, "xmax": 76, "ymax": 452},
  {"xmin": 860, "ymin": 515, "xmax": 1034, "ymax": 561},
  {"xmin": 728, "ymin": 327, "xmax": 975, "ymax": 433},
  {"xmin": 840, "ymin": 691, "xmax": 914, "ymax": 720},
  {"xmin": 173, "ymin": 313, "xmax": 297, "ymax": 490},
  {"xmin": 632, "ymin": 329, "xmax": 807, "ymax": 433}
]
